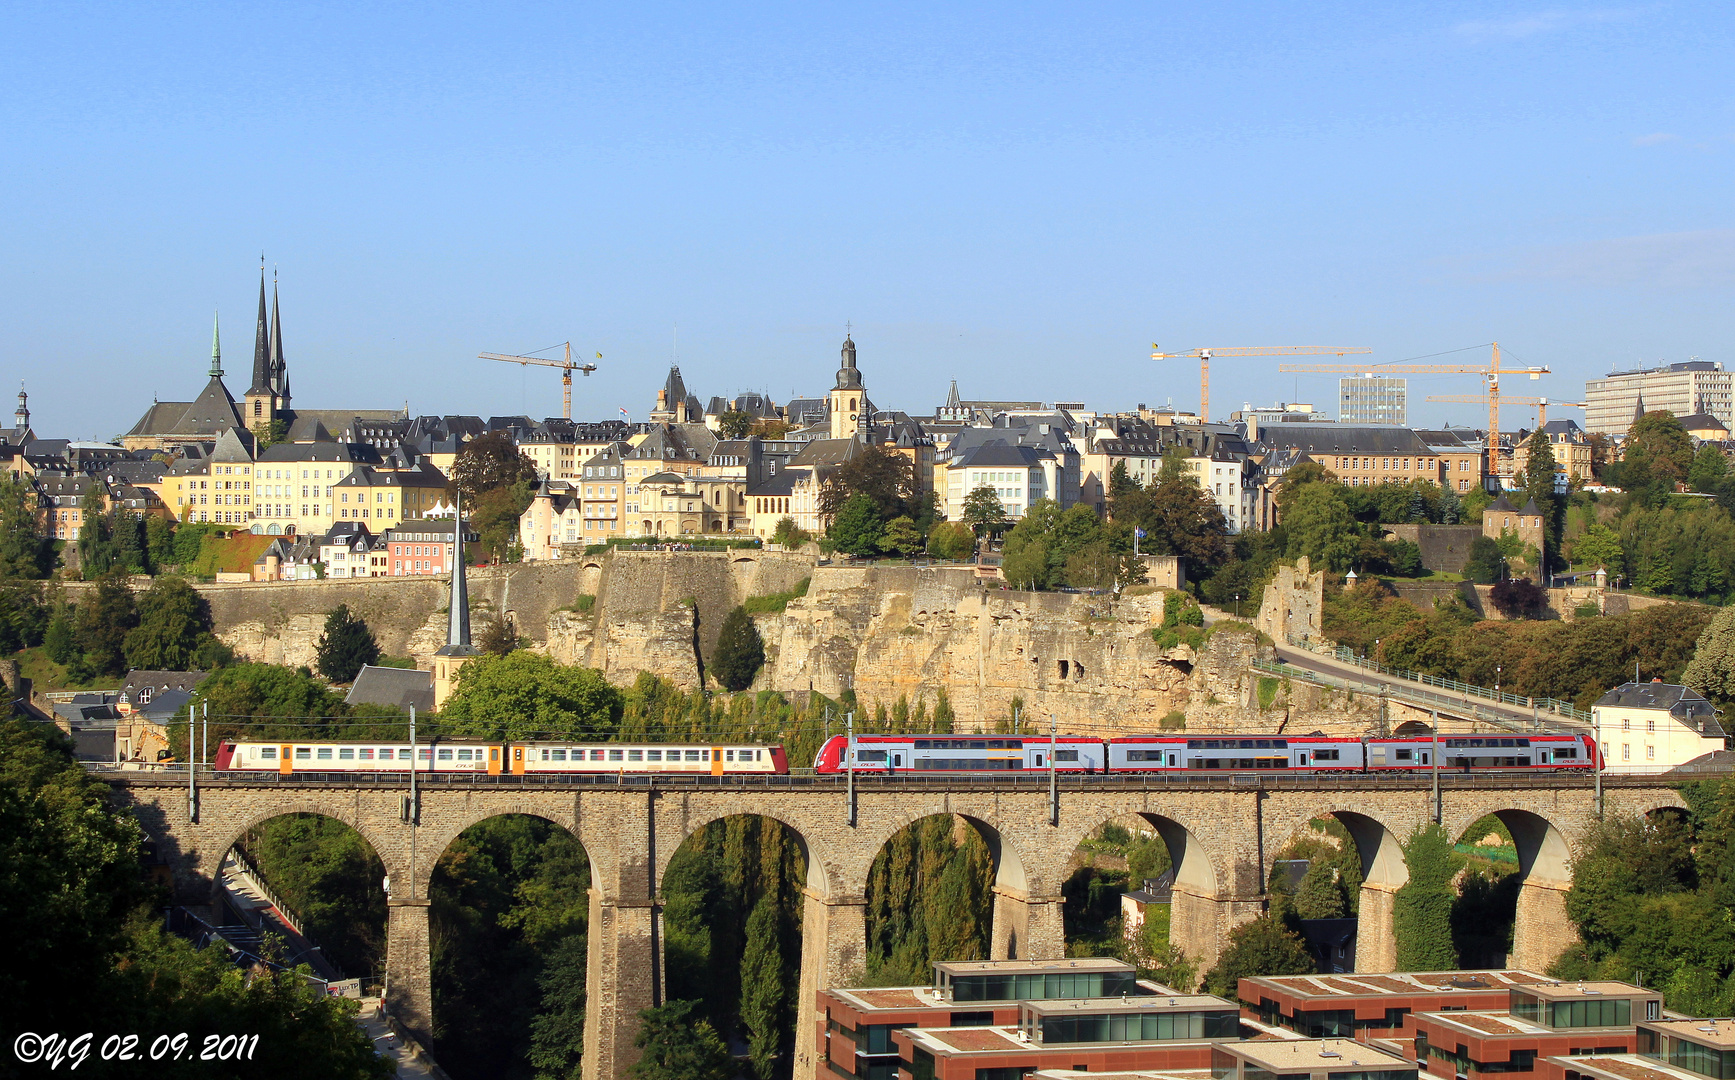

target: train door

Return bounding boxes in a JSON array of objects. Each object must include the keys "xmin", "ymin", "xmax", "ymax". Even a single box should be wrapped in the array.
[
  {"xmin": 892, "ymin": 752, "xmax": 903, "ymax": 768},
  {"xmin": 280, "ymin": 745, "xmax": 294, "ymax": 775},
  {"xmin": 487, "ymin": 746, "xmax": 502, "ymax": 776},
  {"xmin": 1166, "ymin": 751, "xmax": 1178, "ymax": 768},
  {"xmin": 1297, "ymin": 751, "xmax": 1309, "ymax": 767},
  {"xmin": 710, "ymin": 748, "xmax": 724, "ymax": 776},
  {"xmin": 1033, "ymin": 750, "xmax": 1045, "ymax": 768},
  {"xmin": 511, "ymin": 745, "xmax": 527, "ymax": 775}
]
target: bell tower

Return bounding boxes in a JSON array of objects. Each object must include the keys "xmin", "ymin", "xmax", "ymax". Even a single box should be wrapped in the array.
[{"xmin": 829, "ymin": 332, "xmax": 865, "ymax": 441}]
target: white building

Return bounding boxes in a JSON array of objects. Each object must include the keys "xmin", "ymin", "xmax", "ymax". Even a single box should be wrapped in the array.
[
  {"xmin": 1338, "ymin": 377, "xmax": 1407, "ymax": 425},
  {"xmin": 1585, "ymin": 361, "xmax": 1734, "ymax": 439},
  {"xmin": 1592, "ymin": 681, "xmax": 1725, "ymax": 774},
  {"xmin": 942, "ymin": 441, "xmax": 1058, "ymax": 522}
]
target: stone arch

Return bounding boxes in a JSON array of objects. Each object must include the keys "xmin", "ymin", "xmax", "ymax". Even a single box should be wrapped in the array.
[
  {"xmin": 1267, "ymin": 807, "xmax": 1410, "ymax": 973},
  {"xmin": 858, "ymin": 807, "xmax": 1036, "ymax": 961},
  {"xmin": 655, "ymin": 805, "xmax": 833, "ymax": 898},
  {"xmin": 210, "ymin": 799, "xmax": 401, "ymax": 906},
  {"xmin": 1446, "ymin": 806, "xmax": 1575, "ymax": 972},
  {"xmin": 415, "ymin": 804, "xmax": 588, "ymax": 900},
  {"xmin": 1062, "ymin": 809, "xmax": 1226, "ymax": 976}
]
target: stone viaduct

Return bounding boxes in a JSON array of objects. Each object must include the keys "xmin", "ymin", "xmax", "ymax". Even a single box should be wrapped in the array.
[{"xmin": 105, "ymin": 773, "xmax": 1686, "ymax": 1080}]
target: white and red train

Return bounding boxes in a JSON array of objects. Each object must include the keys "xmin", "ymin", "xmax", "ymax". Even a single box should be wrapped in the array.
[
  {"xmin": 211, "ymin": 731, "xmax": 1597, "ymax": 778},
  {"xmin": 809, "ymin": 733, "xmax": 1598, "ymax": 774}
]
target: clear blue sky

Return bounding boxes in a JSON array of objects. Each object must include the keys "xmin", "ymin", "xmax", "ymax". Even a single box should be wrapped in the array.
[{"xmin": 3, "ymin": 2, "xmax": 1732, "ymax": 439}]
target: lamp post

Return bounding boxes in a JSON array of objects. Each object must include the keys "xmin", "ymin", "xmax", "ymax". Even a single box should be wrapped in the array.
[
  {"xmin": 1234, "ymin": 593, "xmax": 1241, "ymax": 619},
  {"xmin": 1496, "ymin": 664, "xmax": 1502, "ymax": 693}
]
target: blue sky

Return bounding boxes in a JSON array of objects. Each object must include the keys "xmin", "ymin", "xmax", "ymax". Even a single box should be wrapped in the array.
[{"xmin": 2, "ymin": 2, "xmax": 1732, "ymax": 439}]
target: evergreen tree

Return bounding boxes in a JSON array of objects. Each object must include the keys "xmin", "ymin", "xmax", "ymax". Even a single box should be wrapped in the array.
[
  {"xmin": 932, "ymin": 688, "xmax": 955, "ymax": 733},
  {"xmin": 1691, "ymin": 444, "xmax": 1730, "ymax": 494},
  {"xmin": 124, "ymin": 576, "xmax": 214, "ymax": 672},
  {"xmin": 1463, "ymin": 535, "xmax": 1508, "ymax": 584},
  {"xmin": 1293, "ymin": 860, "xmax": 1348, "ymax": 920},
  {"xmin": 629, "ymin": 1000, "xmax": 734, "ymax": 1080},
  {"xmin": 528, "ymin": 934, "xmax": 588, "ymax": 1080},
  {"xmin": 710, "ymin": 605, "xmax": 765, "ymax": 691},
  {"xmin": 0, "ymin": 475, "xmax": 52, "ymax": 578},
  {"xmin": 43, "ymin": 602, "xmax": 75, "ymax": 663},
  {"xmin": 881, "ymin": 515, "xmax": 922, "ymax": 557},
  {"xmin": 1284, "ymin": 484, "xmax": 1359, "ymax": 573},
  {"xmin": 314, "ymin": 604, "xmax": 381, "ymax": 683},
  {"xmin": 740, "ymin": 893, "xmax": 786, "ymax": 1080},
  {"xmin": 1394, "ymin": 823, "xmax": 1460, "ymax": 970},
  {"xmin": 74, "ymin": 571, "xmax": 137, "ymax": 677}
]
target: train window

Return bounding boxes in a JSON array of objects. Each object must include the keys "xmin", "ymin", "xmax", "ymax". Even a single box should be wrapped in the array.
[
  {"xmin": 914, "ymin": 740, "xmax": 931, "ymax": 749},
  {"xmin": 317, "ymin": 747, "xmax": 333, "ymax": 760},
  {"xmin": 438, "ymin": 748, "xmax": 453, "ymax": 761},
  {"xmin": 858, "ymin": 750, "xmax": 888, "ymax": 762},
  {"xmin": 541, "ymin": 749, "xmax": 551, "ymax": 761},
  {"xmin": 339, "ymin": 748, "xmax": 355, "ymax": 760},
  {"xmin": 1557, "ymin": 748, "xmax": 1576, "ymax": 758},
  {"xmin": 589, "ymin": 749, "xmax": 602, "ymax": 760},
  {"xmin": 1055, "ymin": 750, "xmax": 1079, "ymax": 761},
  {"xmin": 456, "ymin": 749, "xmax": 472, "ymax": 761},
  {"xmin": 296, "ymin": 747, "xmax": 310, "ymax": 759},
  {"xmin": 1395, "ymin": 749, "xmax": 1412, "ymax": 761},
  {"xmin": 970, "ymin": 741, "xmax": 986, "ymax": 749},
  {"xmin": 1315, "ymin": 749, "xmax": 1340, "ymax": 761},
  {"xmin": 628, "ymin": 750, "xmax": 642, "ymax": 761},
  {"xmin": 646, "ymin": 750, "xmax": 662, "ymax": 761},
  {"xmin": 1255, "ymin": 739, "xmax": 1271, "ymax": 749},
  {"xmin": 1518, "ymin": 739, "xmax": 1532, "ymax": 747},
  {"xmin": 608, "ymin": 749, "xmax": 623, "ymax": 761},
  {"xmin": 752, "ymin": 750, "xmax": 761, "ymax": 761},
  {"xmin": 685, "ymin": 750, "xmax": 700, "ymax": 761},
  {"xmin": 553, "ymin": 749, "xmax": 568, "ymax": 761},
  {"xmin": 261, "ymin": 747, "xmax": 277, "ymax": 760},
  {"xmin": 359, "ymin": 748, "xmax": 373, "ymax": 760},
  {"xmin": 723, "ymin": 750, "xmax": 733, "ymax": 761},
  {"xmin": 1501, "ymin": 739, "xmax": 1516, "ymax": 747},
  {"xmin": 1126, "ymin": 750, "xmax": 1157, "ymax": 761}
]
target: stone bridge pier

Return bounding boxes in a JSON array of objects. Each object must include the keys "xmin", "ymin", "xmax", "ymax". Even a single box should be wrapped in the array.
[{"xmin": 106, "ymin": 774, "xmax": 1684, "ymax": 1080}]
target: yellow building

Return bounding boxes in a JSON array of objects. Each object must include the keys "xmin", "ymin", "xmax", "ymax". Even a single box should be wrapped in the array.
[{"xmin": 1593, "ymin": 681, "xmax": 1726, "ymax": 773}]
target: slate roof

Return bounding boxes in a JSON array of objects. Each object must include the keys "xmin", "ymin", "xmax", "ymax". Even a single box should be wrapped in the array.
[
  {"xmin": 177, "ymin": 376, "xmax": 245, "ymax": 435},
  {"xmin": 1255, "ymin": 423, "xmax": 1432, "ymax": 456},
  {"xmin": 345, "ymin": 665, "xmax": 435, "ymax": 713},
  {"xmin": 1487, "ymin": 493, "xmax": 1518, "ymax": 514},
  {"xmin": 950, "ymin": 441, "xmax": 1047, "ymax": 469},
  {"xmin": 788, "ymin": 438, "xmax": 863, "ymax": 469},
  {"xmin": 1679, "ymin": 413, "xmax": 1729, "ymax": 433}
]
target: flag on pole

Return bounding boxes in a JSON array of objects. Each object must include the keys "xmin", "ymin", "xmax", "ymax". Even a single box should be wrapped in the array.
[
  {"xmin": 1134, "ymin": 527, "xmax": 1146, "ymax": 540},
  {"xmin": 619, "ymin": 408, "xmax": 630, "ymax": 420}
]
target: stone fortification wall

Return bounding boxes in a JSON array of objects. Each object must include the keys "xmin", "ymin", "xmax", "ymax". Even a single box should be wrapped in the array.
[
  {"xmin": 1256, "ymin": 558, "xmax": 1324, "ymax": 645},
  {"xmin": 1384, "ymin": 523, "xmax": 1482, "ymax": 573}
]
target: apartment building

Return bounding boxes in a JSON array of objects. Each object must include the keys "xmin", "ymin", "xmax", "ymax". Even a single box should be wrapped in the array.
[
  {"xmin": 1339, "ymin": 376, "xmax": 1408, "ymax": 425},
  {"xmin": 1257, "ymin": 425, "xmax": 1485, "ymax": 493},
  {"xmin": 1592, "ymin": 681, "xmax": 1726, "ymax": 774},
  {"xmin": 1585, "ymin": 361, "xmax": 1734, "ymax": 439}
]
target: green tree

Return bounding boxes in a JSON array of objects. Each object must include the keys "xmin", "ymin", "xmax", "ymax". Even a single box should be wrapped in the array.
[
  {"xmin": 1274, "ymin": 460, "xmax": 1338, "ymax": 519},
  {"xmin": 1394, "ymin": 823, "xmax": 1460, "ymax": 970},
  {"xmin": 1626, "ymin": 411, "xmax": 1695, "ymax": 483},
  {"xmin": 881, "ymin": 515, "xmax": 922, "ymax": 557},
  {"xmin": 1284, "ymin": 484, "xmax": 1359, "ymax": 573},
  {"xmin": 740, "ymin": 893, "xmax": 786, "ymax": 1080},
  {"xmin": 450, "ymin": 429, "xmax": 540, "ymax": 499},
  {"xmin": 818, "ymin": 444, "xmax": 915, "ymax": 520},
  {"xmin": 314, "ymin": 604, "xmax": 381, "ymax": 683},
  {"xmin": 1571, "ymin": 523, "xmax": 1624, "ymax": 574},
  {"xmin": 710, "ymin": 606, "xmax": 766, "ymax": 691},
  {"xmin": 442, "ymin": 652, "xmax": 625, "ymax": 737},
  {"xmin": 74, "ymin": 570, "xmax": 138, "ymax": 677},
  {"xmin": 1683, "ymin": 605, "xmax": 1735, "ymax": 714},
  {"xmin": 1002, "ymin": 536, "xmax": 1051, "ymax": 589},
  {"xmin": 528, "ymin": 934, "xmax": 588, "ymax": 1080},
  {"xmin": 829, "ymin": 492, "xmax": 886, "ymax": 555},
  {"xmin": 1463, "ymin": 535, "xmax": 1508, "ymax": 584},
  {"xmin": 770, "ymin": 516, "xmax": 811, "ymax": 548},
  {"xmin": 123, "ymin": 576, "xmax": 215, "ymax": 671},
  {"xmin": 473, "ymin": 480, "xmax": 534, "ymax": 562},
  {"xmin": 960, "ymin": 485, "xmax": 1010, "ymax": 539},
  {"xmin": 1691, "ymin": 444, "xmax": 1730, "ymax": 494},
  {"xmin": 1201, "ymin": 914, "xmax": 1316, "ymax": 997},
  {"xmin": 717, "ymin": 409, "xmax": 755, "ymax": 439},
  {"xmin": 1524, "ymin": 433, "xmax": 1562, "ymax": 566},
  {"xmin": 1293, "ymin": 859, "xmax": 1348, "ymax": 920},
  {"xmin": 630, "ymin": 1000, "xmax": 735, "ymax": 1080},
  {"xmin": 926, "ymin": 520, "xmax": 976, "ymax": 560},
  {"xmin": 932, "ymin": 688, "xmax": 956, "ymax": 733},
  {"xmin": 0, "ymin": 474, "xmax": 52, "ymax": 578},
  {"xmin": 43, "ymin": 601, "xmax": 75, "ymax": 663}
]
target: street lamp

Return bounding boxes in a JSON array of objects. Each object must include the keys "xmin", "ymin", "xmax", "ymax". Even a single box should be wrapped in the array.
[
  {"xmin": 1234, "ymin": 593, "xmax": 1241, "ymax": 619},
  {"xmin": 1496, "ymin": 664, "xmax": 1502, "ymax": 693}
]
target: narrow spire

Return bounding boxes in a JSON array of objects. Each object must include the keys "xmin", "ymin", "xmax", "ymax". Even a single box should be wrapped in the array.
[
  {"xmin": 269, "ymin": 274, "xmax": 286, "ymax": 394},
  {"xmin": 210, "ymin": 310, "xmax": 223, "ymax": 377},
  {"xmin": 250, "ymin": 268, "xmax": 271, "ymax": 393},
  {"xmin": 437, "ymin": 486, "xmax": 476, "ymax": 655}
]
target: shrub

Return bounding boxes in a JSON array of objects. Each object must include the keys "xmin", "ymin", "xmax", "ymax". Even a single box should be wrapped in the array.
[
  {"xmin": 709, "ymin": 607, "xmax": 765, "ymax": 691},
  {"xmin": 743, "ymin": 578, "xmax": 810, "ymax": 615},
  {"xmin": 1158, "ymin": 711, "xmax": 1186, "ymax": 731}
]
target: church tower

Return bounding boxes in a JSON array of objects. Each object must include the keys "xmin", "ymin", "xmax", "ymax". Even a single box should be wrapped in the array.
[
  {"xmin": 829, "ymin": 333, "xmax": 866, "ymax": 441},
  {"xmin": 432, "ymin": 487, "xmax": 480, "ymax": 709},
  {"xmin": 244, "ymin": 269, "xmax": 290, "ymax": 426}
]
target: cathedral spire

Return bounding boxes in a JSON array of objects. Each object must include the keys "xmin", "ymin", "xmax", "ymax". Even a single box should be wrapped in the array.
[
  {"xmin": 437, "ymin": 486, "xmax": 476, "ymax": 656},
  {"xmin": 269, "ymin": 274, "xmax": 287, "ymax": 397},
  {"xmin": 250, "ymin": 268, "xmax": 272, "ymax": 394},
  {"xmin": 210, "ymin": 311, "xmax": 223, "ymax": 377}
]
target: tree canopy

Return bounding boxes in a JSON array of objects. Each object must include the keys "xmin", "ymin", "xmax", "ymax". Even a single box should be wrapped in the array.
[
  {"xmin": 710, "ymin": 606, "xmax": 766, "ymax": 691},
  {"xmin": 818, "ymin": 444, "xmax": 915, "ymax": 521},
  {"xmin": 123, "ymin": 576, "xmax": 218, "ymax": 672},
  {"xmin": 828, "ymin": 492, "xmax": 886, "ymax": 555},
  {"xmin": 450, "ymin": 430, "xmax": 540, "ymax": 499},
  {"xmin": 314, "ymin": 604, "xmax": 381, "ymax": 683},
  {"xmin": 442, "ymin": 652, "xmax": 625, "ymax": 737}
]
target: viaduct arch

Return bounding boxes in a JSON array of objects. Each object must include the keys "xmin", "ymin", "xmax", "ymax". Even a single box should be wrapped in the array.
[{"xmin": 107, "ymin": 774, "xmax": 1685, "ymax": 1080}]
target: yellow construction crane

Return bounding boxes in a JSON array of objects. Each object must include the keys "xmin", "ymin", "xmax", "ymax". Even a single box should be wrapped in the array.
[
  {"xmin": 479, "ymin": 342, "xmax": 598, "ymax": 420},
  {"xmin": 1150, "ymin": 345, "xmax": 1371, "ymax": 421},
  {"xmin": 1280, "ymin": 343, "xmax": 1548, "ymax": 467}
]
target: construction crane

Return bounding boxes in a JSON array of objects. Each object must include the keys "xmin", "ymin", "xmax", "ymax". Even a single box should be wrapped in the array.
[
  {"xmin": 1424, "ymin": 395, "xmax": 1586, "ymax": 429},
  {"xmin": 478, "ymin": 342, "xmax": 598, "ymax": 419},
  {"xmin": 1280, "ymin": 343, "xmax": 1548, "ymax": 469},
  {"xmin": 1150, "ymin": 346, "xmax": 1371, "ymax": 422}
]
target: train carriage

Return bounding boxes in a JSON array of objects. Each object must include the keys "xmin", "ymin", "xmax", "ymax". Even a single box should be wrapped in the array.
[
  {"xmin": 1107, "ymin": 735, "xmax": 1365, "ymax": 772},
  {"xmin": 1368, "ymin": 733, "xmax": 1596, "ymax": 772},
  {"xmin": 812, "ymin": 734, "xmax": 1105, "ymax": 774},
  {"xmin": 216, "ymin": 739, "xmax": 789, "ymax": 776}
]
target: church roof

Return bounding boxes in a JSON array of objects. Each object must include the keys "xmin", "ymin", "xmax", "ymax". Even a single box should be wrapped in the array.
[
  {"xmin": 1487, "ymin": 493, "xmax": 1518, "ymax": 514},
  {"xmin": 1519, "ymin": 497, "xmax": 1541, "ymax": 516},
  {"xmin": 178, "ymin": 376, "xmax": 245, "ymax": 435},
  {"xmin": 125, "ymin": 401, "xmax": 195, "ymax": 438},
  {"xmin": 250, "ymin": 271, "xmax": 273, "ymax": 395}
]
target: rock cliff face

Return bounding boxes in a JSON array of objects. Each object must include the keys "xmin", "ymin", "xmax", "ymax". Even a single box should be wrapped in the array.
[{"xmin": 196, "ymin": 549, "xmax": 1387, "ymax": 734}]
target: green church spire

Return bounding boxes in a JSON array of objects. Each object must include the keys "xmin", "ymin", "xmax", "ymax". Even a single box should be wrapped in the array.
[{"xmin": 209, "ymin": 311, "xmax": 223, "ymax": 377}]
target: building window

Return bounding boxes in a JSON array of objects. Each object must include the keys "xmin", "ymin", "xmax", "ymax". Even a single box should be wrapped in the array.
[{"xmin": 1623, "ymin": 743, "xmax": 1631, "ymax": 760}]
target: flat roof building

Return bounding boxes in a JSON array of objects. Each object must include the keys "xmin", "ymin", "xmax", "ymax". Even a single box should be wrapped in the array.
[
  {"xmin": 1240, "ymin": 970, "xmax": 1550, "ymax": 1040},
  {"xmin": 1413, "ymin": 980, "xmax": 1663, "ymax": 1080},
  {"xmin": 1584, "ymin": 362, "xmax": 1733, "ymax": 439}
]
